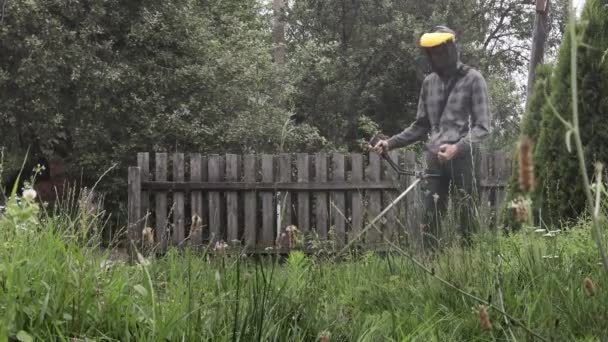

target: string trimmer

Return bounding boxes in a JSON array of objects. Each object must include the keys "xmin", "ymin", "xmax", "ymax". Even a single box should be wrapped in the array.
[{"xmin": 336, "ymin": 134, "xmax": 441, "ymax": 255}]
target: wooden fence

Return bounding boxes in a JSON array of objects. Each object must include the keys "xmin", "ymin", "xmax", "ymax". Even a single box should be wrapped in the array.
[{"xmin": 127, "ymin": 150, "xmax": 511, "ymax": 254}]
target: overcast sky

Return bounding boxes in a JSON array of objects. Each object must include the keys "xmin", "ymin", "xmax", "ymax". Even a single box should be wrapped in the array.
[{"xmin": 575, "ymin": 0, "xmax": 587, "ymax": 15}]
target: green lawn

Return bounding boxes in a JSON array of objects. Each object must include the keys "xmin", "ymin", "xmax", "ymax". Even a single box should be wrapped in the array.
[{"xmin": 1, "ymin": 194, "xmax": 607, "ymax": 341}]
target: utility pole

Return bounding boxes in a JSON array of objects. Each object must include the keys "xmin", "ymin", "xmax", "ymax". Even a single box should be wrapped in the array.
[{"xmin": 526, "ymin": 0, "xmax": 551, "ymax": 109}]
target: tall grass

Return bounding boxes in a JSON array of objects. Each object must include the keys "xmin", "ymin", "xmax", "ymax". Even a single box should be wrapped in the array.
[{"xmin": 1, "ymin": 187, "xmax": 607, "ymax": 341}]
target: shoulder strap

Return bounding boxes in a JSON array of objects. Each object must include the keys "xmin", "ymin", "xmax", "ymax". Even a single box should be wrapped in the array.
[{"xmin": 438, "ymin": 64, "xmax": 471, "ymax": 118}]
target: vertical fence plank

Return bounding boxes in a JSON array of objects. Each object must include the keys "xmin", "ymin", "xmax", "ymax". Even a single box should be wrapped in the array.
[
  {"xmin": 173, "ymin": 153, "xmax": 185, "ymax": 246},
  {"xmin": 315, "ymin": 153, "xmax": 328, "ymax": 239},
  {"xmin": 297, "ymin": 154, "xmax": 310, "ymax": 232},
  {"xmin": 155, "ymin": 153, "xmax": 168, "ymax": 253},
  {"xmin": 350, "ymin": 153, "xmax": 364, "ymax": 242},
  {"xmin": 383, "ymin": 150, "xmax": 400, "ymax": 242},
  {"xmin": 331, "ymin": 153, "xmax": 346, "ymax": 247},
  {"xmin": 208, "ymin": 155, "xmax": 222, "ymax": 242},
  {"xmin": 137, "ymin": 153, "xmax": 150, "ymax": 229},
  {"xmin": 278, "ymin": 153, "xmax": 292, "ymax": 234},
  {"xmin": 404, "ymin": 151, "xmax": 421, "ymax": 249},
  {"xmin": 261, "ymin": 155, "xmax": 274, "ymax": 248},
  {"xmin": 128, "ymin": 167, "xmax": 142, "ymax": 258},
  {"xmin": 189, "ymin": 153, "xmax": 204, "ymax": 246},
  {"xmin": 366, "ymin": 153, "xmax": 382, "ymax": 245},
  {"xmin": 243, "ymin": 155, "xmax": 257, "ymax": 250},
  {"xmin": 226, "ymin": 154, "xmax": 239, "ymax": 244}
]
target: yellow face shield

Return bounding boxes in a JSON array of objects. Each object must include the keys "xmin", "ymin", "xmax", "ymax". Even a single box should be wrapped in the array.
[{"xmin": 419, "ymin": 32, "xmax": 455, "ymax": 48}]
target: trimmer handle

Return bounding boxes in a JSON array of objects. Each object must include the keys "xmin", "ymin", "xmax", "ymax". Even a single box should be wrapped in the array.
[{"xmin": 368, "ymin": 133, "xmax": 440, "ymax": 179}]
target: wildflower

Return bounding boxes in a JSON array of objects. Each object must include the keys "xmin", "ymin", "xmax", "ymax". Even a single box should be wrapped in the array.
[
  {"xmin": 142, "ymin": 227, "xmax": 154, "ymax": 245},
  {"xmin": 286, "ymin": 225, "xmax": 298, "ymax": 249},
  {"xmin": 478, "ymin": 305, "xmax": 493, "ymax": 331},
  {"xmin": 214, "ymin": 240, "xmax": 229, "ymax": 253},
  {"xmin": 509, "ymin": 196, "xmax": 531, "ymax": 223},
  {"xmin": 518, "ymin": 136, "xmax": 535, "ymax": 193},
  {"xmin": 190, "ymin": 214, "xmax": 202, "ymax": 232},
  {"xmin": 100, "ymin": 259, "xmax": 115, "ymax": 271},
  {"xmin": 583, "ymin": 277, "xmax": 596, "ymax": 297},
  {"xmin": 22, "ymin": 188, "xmax": 37, "ymax": 201},
  {"xmin": 319, "ymin": 331, "xmax": 330, "ymax": 342},
  {"xmin": 189, "ymin": 215, "xmax": 203, "ymax": 244}
]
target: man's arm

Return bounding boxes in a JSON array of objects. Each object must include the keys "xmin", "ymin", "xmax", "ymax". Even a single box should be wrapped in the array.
[
  {"xmin": 455, "ymin": 71, "xmax": 491, "ymax": 153},
  {"xmin": 387, "ymin": 83, "xmax": 430, "ymax": 150}
]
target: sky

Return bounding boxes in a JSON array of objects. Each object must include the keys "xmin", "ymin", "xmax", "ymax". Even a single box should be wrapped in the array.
[{"xmin": 575, "ymin": 0, "xmax": 587, "ymax": 16}]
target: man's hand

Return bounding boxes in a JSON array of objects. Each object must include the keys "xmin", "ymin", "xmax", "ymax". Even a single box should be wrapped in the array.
[
  {"xmin": 373, "ymin": 140, "xmax": 389, "ymax": 154},
  {"xmin": 438, "ymin": 144, "xmax": 458, "ymax": 162}
]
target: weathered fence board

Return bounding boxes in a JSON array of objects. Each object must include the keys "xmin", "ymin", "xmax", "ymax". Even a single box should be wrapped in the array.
[
  {"xmin": 137, "ymin": 153, "xmax": 150, "ymax": 229},
  {"xmin": 128, "ymin": 150, "xmax": 510, "ymax": 253},
  {"xmin": 189, "ymin": 153, "xmax": 204, "ymax": 246},
  {"xmin": 349, "ymin": 153, "xmax": 364, "ymax": 241},
  {"xmin": 128, "ymin": 167, "xmax": 141, "ymax": 258},
  {"xmin": 350, "ymin": 154, "xmax": 364, "ymax": 241},
  {"xmin": 366, "ymin": 153, "xmax": 382, "ymax": 244},
  {"xmin": 297, "ymin": 154, "xmax": 310, "ymax": 232},
  {"xmin": 173, "ymin": 153, "xmax": 185, "ymax": 246},
  {"xmin": 331, "ymin": 153, "xmax": 346, "ymax": 246},
  {"xmin": 383, "ymin": 150, "xmax": 400, "ymax": 242},
  {"xmin": 315, "ymin": 153, "xmax": 328, "ymax": 239},
  {"xmin": 226, "ymin": 154, "xmax": 239, "ymax": 243},
  {"xmin": 243, "ymin": 155, "xmax": 257, "ymax": 249},
  {"xmin": 278, "ymin": 153, "xmax": 292, "ymax": 235},
  {"xmin": 155, "ymin": 153, "xmax": 168, "ymax": 253},
  {"xmin": 404, "ymin": 151, "xmax": 422, "ymax": 249},
  {"xmin": 261, "ymin": 155, "xmax": 274, "ymax": 247},
  {"xmin": 208, "ymin": 155, "xmax": 222, "ymax": 242}
]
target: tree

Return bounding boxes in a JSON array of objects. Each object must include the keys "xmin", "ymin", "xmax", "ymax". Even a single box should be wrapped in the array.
[
  {"xmin": 519, "ymin": 0, "xmax": 608, "ymax": 225},
  {"xmin": 502, "ymin": 63, "xmax": 553, "ymax": 229},
  {"xmin": 283, "ymin": 0, "xmax": 567, "ymax": 150},
  {"xmin": 0, "ymin": 0, "xmax": 326, "ymax": 214}
]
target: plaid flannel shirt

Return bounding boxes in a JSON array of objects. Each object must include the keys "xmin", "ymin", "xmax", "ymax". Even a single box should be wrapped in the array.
[{"xmin": 387, "ymin": 63, "xmax": 491, "ymax": 154}]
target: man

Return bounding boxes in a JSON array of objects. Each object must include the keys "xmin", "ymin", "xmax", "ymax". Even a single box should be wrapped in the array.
[{"xmin": 373, "ymin": 26, "xmax": 491, "ymax": 249}]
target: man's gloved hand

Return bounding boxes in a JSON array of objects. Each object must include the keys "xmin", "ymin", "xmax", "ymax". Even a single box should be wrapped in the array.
[
  {"xmin": 373, "ymin": 140, "xmax": 389, "ymax": 154},
  {"xmin": 438, "ymin": 144, "xmax": 458, "ymax": 162},
  {"xmin": 369, "ymin": 133, "xmax": 389, "ymax": 154}
]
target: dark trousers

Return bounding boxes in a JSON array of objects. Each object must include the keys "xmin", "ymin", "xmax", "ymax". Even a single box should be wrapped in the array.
[{"xmin": 421, "ymin": 147, "xmax": 481, "ymax": 251}]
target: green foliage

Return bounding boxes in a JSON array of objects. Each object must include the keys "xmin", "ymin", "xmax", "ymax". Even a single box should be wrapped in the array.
[
  {"xmin": 0, "ymin": 0, "xmax": 328, "ymax": 217},
  {"xmin": 533, "ymin": 0, "xmax": 608, "ymax": 224}
]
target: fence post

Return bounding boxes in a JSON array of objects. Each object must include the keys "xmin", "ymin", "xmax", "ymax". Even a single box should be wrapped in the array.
[{"xmin": 128, "ymin": 166, "xmax": 142, "ymax": 260}]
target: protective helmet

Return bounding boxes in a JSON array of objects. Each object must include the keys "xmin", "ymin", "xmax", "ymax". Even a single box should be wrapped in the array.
[
  {"xmin": 419, "ymin": 26, "xmax": 459, "ymax": 77},
  {"xmin": 420, "ymin": 26, "xmax": 456, "ymax": 48}
]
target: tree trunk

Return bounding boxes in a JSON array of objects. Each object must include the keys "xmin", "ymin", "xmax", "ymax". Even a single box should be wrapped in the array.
[
  {"xmin": 526, "ymin": 0, "xmax": 551, "ymax": 109},
  {"xmin": 273, "ymin": 0, "xmax": 286, "ymax": 65}
]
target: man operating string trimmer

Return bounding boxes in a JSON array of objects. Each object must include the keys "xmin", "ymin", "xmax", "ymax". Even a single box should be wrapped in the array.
[{"xmin": 373, "ymin": 26, "xmax": 491, "ymax": 250}]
